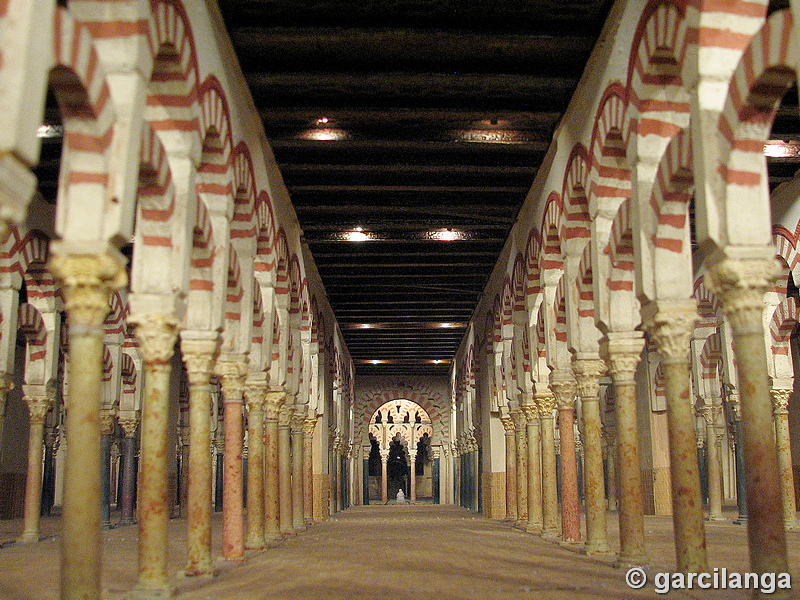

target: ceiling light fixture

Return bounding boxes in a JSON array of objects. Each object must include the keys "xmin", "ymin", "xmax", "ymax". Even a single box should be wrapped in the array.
[
  {"xmin": 764, "ymin": 139, "xmax": 800, "ymax": 158},
  {"xmin": 425, "ymin": 228, "xmax": 467, "ymax": 241},
  {"xmin": 342, "ymin": 226, "xmax": 371, "ymax": 242}
]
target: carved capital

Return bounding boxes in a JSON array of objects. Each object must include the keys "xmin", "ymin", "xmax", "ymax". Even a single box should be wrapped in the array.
[
  {"xmin": 770, "ymin": 387, "xmax": 791, "ymax": 415},
  {"xmin": 726, "ymin": 391, "xmax": 742, "ymax": 420},
  {"xmin": 510, "ymin": 409, "xmax": 526, "ymax": 430},
  {"xmin": 705, "ymin": 255, "xmax": 781, "ymax": 335},
  {"xmin": 641, "ymin": 300, "xmax": 698, "ymax": 363},
  {"xmin": 601, "ymin": 335, "xmax": 644, "ymax": 383},
  {"xmin": 215, "ymin": 356, "xmax": 248, "ymax": 400},
  {"xmin": 572, "ymin": 358, "xmax": 606, "ymax": 399},
  {"xmin": 264, "ymin": 390, "xmax": 285, "ymax": 420},
  {"xmin": 99, "ymin": 409, "xmax": 116, "ymax": 436},
  {"xmin": 522, "ymin": 404, "xmax": 538, "ymax": 421},
  {"xmin": 290, "ymin": 410, "xmax": 307, "ymax": 433},
  {"xmin": 549, "ymin": 372, "xmax": 577, "ymax": 409},
  {"xmin": 303, "ymin": 418, "xmax": 316, "ymax": 438},
  {"xmin": 130, "ymin": 314, "xmax": 178, "ymax": 365},
  {"xmin": 500, "ymin": 414, "xmax": 515, "ymax": 433},
  {"xmin": 278, "ymin": 404, "xmax": 293, "ymax": 427},
  {"xmin": 118, "ymin": 418, "xmax": 138, "ymax": 438},
  {"xmin": 379, "ymin": 448, "xmax": 390, "ymax": 461},
  {"xmin": 180, "ymin": 337, "xmax": 219, "ymax": 387},
  {"xmin": 535, "ymin": 393, "xmax": 557, "ymax": 417},
  {"xmin": 48, "ymin": 252, "xmax": 126, "ymax": 331},
  {"xmin": 24, "ymin": 395, "xmax": 52, "ymax": 425},
  {"xmin": 243, "ymin": 381, "xmax": 267, "ymax": 413}
]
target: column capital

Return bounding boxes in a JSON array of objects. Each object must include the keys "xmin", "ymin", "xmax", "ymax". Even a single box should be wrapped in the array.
[
  {"xmin": 770, "ymin": 387, "xmax": 791, "ymax": 415},
  {"xmin": 572, "ymin": 357, "xmax": 606, "ymax": 399},
  {"xmin": 549, "ymin": 371, "xmax": 577, "ymax": 409},
  {"xmin": 243, "ymin": 380, "xmax": 268, "ymax": 413},
  {"xmin": 500, "ymin": 413, "xmax": 515, "ymax": 433},
  {"xmin": 379, "ymin": 448, "xmax": 389, "ymax": 461},
  {"xmin": 535, "ymin": 393, "xmax": 557, "ymax": 417},
  {"xmin": 278, "ymin": 403, "xmax": 294, "ymax": 427},
  {"xmin": 129, "ymin": 313, "xmax": 178, "ymax": 365},
  {"xmin": 99, "ymin": 408, "xmax": 116, "ymax": 436},
  {"xmin": 48, "ymin": 250, "xmax": 126, "ymax": 331},
  {"xmin": 180, "ymin": 335, "xmax": 220, "ymax": 386},
  {"xmin": 600, "ymin": 333, "xmax": 645, "ymax": 383},
  {"xmin": 23, "ymin": 394, "xmax": 52, "ymax": 425},
  {"xmin": 705, "ymin": 252, "xmax": 781, "ymax": 334},
  {"xmin": 510, "ymin": 409, "xmax": 527, "ymax": 430},
  {"xmin": 118, "ymin": 417, "xmax": 139, "ymax": 438},
  {"xmin": 264, "ymin": 390, "xmax": 285, "ymax": 420},
  {"xmin": 215, "ymin": 356, "xmax": 249, "ymax": 400},
  {"xmin": 302, "ymin": 418, "xmax": 316, "ymax": 437},
  {"xmin": 641, "ymin": 299, "xmax": 698, "ymax": 362},
  {"xmin": 726, "ymin": 390, "xmax": 742, "ymax": 420},
  {"xmin": 290, "ymin": 409, "xmax": 307, "ymax": 432}
]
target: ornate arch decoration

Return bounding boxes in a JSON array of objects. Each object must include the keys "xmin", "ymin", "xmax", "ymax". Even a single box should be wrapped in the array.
[{"xmin": 368, "ymin": 399, "xmax": 434, "ymax": 449}]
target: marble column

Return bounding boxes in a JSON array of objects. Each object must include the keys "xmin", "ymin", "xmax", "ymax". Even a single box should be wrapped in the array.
[
  {"xmin": 538, "ymin": 393, "xmax": 559, "ymax": 538},
  {"xmin": 409, "ymin": 447, "xmax": 417, "ymax": 502},
  {"xmin": 500, "ymin": 414, "xmax": 517, "ymax": 521},
  {"xmin": 278, "ymin": 403, "xmax": 294, "ymax": 534},
  {"xmin": 512, "ymin": 409, "xmax": 528, "ymax": 528},
  {"xmin": 18, "ymin": 391, "xmax": 53, "ymax": 543},
  {"xmin": 129, "ymin": 314, "xmax": 179, "ymax": 599},
  {"xmin": 180, "ymin": 337, "xmax": 217, "ymax": 576},
  {"xmin": 771, "ymin": 388, "xmax": 798, "ymax": 529},
  {"xmin": 263, "ymin": 391, "xmax": 283, "ymax": 543},
  {"xmin": 118, "ymin": 418, "xmax": 138, "ymax": 525},
  {"xmin": 728, "ymin": 393, "xmax": 747, "ymax": 523},
  {"xmin": 216, "ymin": 357, "xmax": 248, "ymax": 560},
  {"xmin": 706, "ymin": 256, "xmax": 788, "ymax": 577},
  {"xmin": 0, "ymin": 374, "xmax": 13, "ymax": 461},
  {"xmin": 49, "ymin": 252, "xmax": 125, "ymax": 600},
  {"xmin": 602, "ymin": 334, "xmax": 647, "ymax": 567},
  {"xmin": 380, "ymin": 447, "xmax": 389, "ymax": 503},
  {"xmin": 303, "ymin": 418, "xmax": 316, "ymax": 523},
  {"xmin": 522, "ymin": 397, "xmax": 543, "ymax": 533},
  {"xmin": 550, "ymin": 374, "xmax": 581, "ymax": 544},
  {"xmin": 290, "ymin": 410, "xmax": 306, "ymax": 532},
  {"xmin": 702, "ymin": 404, "xmax": 725, "ymax": 521},
  {"xmin": 243, "ymin": 381, "xmax": 267, "ymax": 549},
  {"xmin": 604, "ymin": 427, "xmax": 618, "ymax": 511},
  {"xmin": 643, "ymin": 303, "xmax": 707, "ymax": 573},
  {"xmin": 100, "ymin": 410, "xmax": 115, "ymax": 528},
  {"xmin": 573, "ymin": 357, "xmax": 611, "ymax": 555}
]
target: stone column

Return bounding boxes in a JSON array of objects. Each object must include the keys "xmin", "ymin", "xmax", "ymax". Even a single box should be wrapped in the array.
[
  {"xmin": 500, "ymin": 414, "xmax": 517, "ymax": 521},
  {"xmin": 512, "ymin": 410, "xmax": 528, "ymax": 528},
  {"xmin": 216, "ymin": 357, "xmax": 248, "ymax": 560},
  {"xmin": 604, "ymin": 426, "xmax": 618, "ymax": 511},
  {"xmin": 537, "ymin": 393, "xmax": 559, "ymax": 538},
  {"xmin": 573, "ymin": 358, "xmax": 611, "ymax": 555},
  {"xmin": 18, "ymin": 392, "xmax": 53, "ymax": 543},
  {"xmin": 118, "ymin": 418, "xmax": 138, "ymax": 525},
  {"xmin": 290, "ymin": 411, "xmax": 306, "ymax": 532},
  {"xmin": 727, "ymin": 393, "xmax": 747, "ymax": 523},
  {"xmin": 263, "ymin": 391, "xmax": 283, "ymax": 543},
  {"xmin": 409, "ymin": 447, "xmax": 417, "ymax": 502},
  {"xmin": 643, "ymin": 303, "xmax": 708, "ymax": 573},
  {"xmin": 244, "ymin": 381, "xmax": 267, "ymax": 549},
  {"xmin": 129, "ymin": 313, "xmax": 179, "ymax": 599},
  {"xmin": 180, "ymin": 337, "xmax": 218, "ymax": 576},
  {"xmin": 602, "ymin": 334, "xmax": 647, "ymax": 567},
  {"xmin": 702, "ymin": 404, "xmax": 725, "ymax": 521},
  {"xmin": 278, "ymin": 403, "xmax": 294, "ymax": 534},
  {"xmin": 706, "ymin": 256, "xmax": 788, "ymax": 577},
  {"xmin": 99, "ymin": 409, "xmax": 115, "ymax": 528},
  {"xmin": 0, "ymin": 374, "xmax": 13, "ymax": 461},
  {"xmin": 551, "ymin": 375, "xmax": 581, "ymax": 544},
  {"xmin": 49, "ymin": 252, "xmax": 125, "ymax": 600},
  {"xmin": 771, "ymin": 388, "xmax": 798, "ymax": 529},
  {"xmin": 303, "ymin": 418, "xmax": 315, "ymax": 523},
  {"xmin": 522, "ymin": 397, "xmax": 543, "ymax": 533},
  {"xmin": 380, "ymin": 447, "xmax": 389, "ymax": 503}
]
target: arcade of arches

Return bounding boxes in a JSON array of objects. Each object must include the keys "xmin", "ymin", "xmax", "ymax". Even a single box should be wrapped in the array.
[{"xmin": 2, "ymin": 1, "xmax": 800, "ymax": 599}]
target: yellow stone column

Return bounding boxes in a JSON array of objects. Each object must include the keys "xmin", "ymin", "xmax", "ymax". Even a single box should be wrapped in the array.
[
  {"xmin": 511, "ymin": 409, "xmax": 528, "ymax": 528},
  {"xmin": 701, "ymin": 404, "xmax": 725, "ymax": 522},
  {"xmin": 129, "ymin": 313, "xmax": 179, "ymax": 599},
  {"xmin": 706, "ymin": 255, "xmax": 788, "ymax": 578},
  {"xmin": 263, "ymin": 391, "xmax": 283, "ymax": 543},
  {"xmin": 604, "ymin": 426, "xmax": 618, "ymax": 511},
  {"xmin": 379, "ymin": 447, "xmax": 389, "ymax": 503},
  {"xmin": 244, "ymin": 380, "xmax": 267, "ymax": 549},
  {"xmin": 522, "ymin": 397, "xmax": 542, "ymax": 533},
  {"xmin": 537, "ymin": 393, "xmax": 558, "ymax": 539},
  {"xmin": 573, "ymin": 357, "xmax": 611, "ymax": 555},
  {"xmin": 602, "ymin": 334, "xmax": 647, "ymax": 567},
  {"xmin": 500, "ymin": 414, "xmax": 517, "ymax": 521},
  {"xmin": 771, "ymin": 388, "xmax": 798, "ymax": 529},
  {"xmin": 278, "ymin": 403, "xmax": 295, "ymax": 534},
  {"xmin": 290, "ymin": 410, "xmax": 306, "ymax": 532},
  {"xmin": 49, "ymin": 251, "xmax": 125, "ymax": 600},
  {"xmin": 18, "ymin": 391, "xmax": 53, "ymax": 543},
  {"xmin": 180, "ymin": 336, "xmax": 218, "ymax": 577},
  {"xmin": 303, "ymin": 418, "xmax": 316, "ymax": 523},
  {"xmin": 215, "ymin": 357, "xmax": 248, "ymax": 560},
  {"xmin": 643, "ymin": 302, "xmax": 708, "ymax": 573}
]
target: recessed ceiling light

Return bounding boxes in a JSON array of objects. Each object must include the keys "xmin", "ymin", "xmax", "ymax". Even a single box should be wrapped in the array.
[
  {"xmin": 424, "ymin": 228, "xmax": 467, "ymax": 241},
  {"xmin": 764, "ymin": 140, "xmax": 800, "ymax": 158},
  {"xmin": 343, "ymin": 227, "xmax": 371, "ymax": 242},
  {"xmin": 316, "ymin": 117, "xmax": 329, "ymax": 125}
]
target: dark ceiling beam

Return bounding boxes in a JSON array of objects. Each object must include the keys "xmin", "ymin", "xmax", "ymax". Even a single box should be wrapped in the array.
[
  {"xmin": 311, "ymin": 251, "xmax": 499, "ymax": 259},
  {"xmin": 290, "ymin": 184, "xmax": 528, "ymax": 194},
  {"xmin": 317, "ymin": 261, "xmax": 496, "ymax": 269}
]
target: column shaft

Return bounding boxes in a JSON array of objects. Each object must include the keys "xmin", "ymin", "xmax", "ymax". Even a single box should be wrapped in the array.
[
  {"xmin": 502, "ymin": 419, "xmax": 517, "ymax": 521},
  {"xmin": 303, "ymin": 420, "xmax": 315, "ymax": 523},
  {"xmin": 540, "ymin": 408, "xmax": 558, "ymax": 538},
  {"xmin": 185, "ymin": 378, "xmax": 213, "ymax": 574},
  {"xmin": 582, "ymin": 397, "xmax": 609, "ymax": 553},
  {"xmin": 222, "ymin": 396, "xmax": 244, "ymax": 557},
  {"xmin": 525, "ymin": 409, "xmax": 543, "ymax": 533},
  {"xmin": 410, "ymin": 456, "xmax": 417, "ymax": 502},
  {"xmin": 772, "ymin": 389, "xmax": 797, "ymax": 528},
  {"xmin": 244, "ymin": 384, "xmax": 266, "ymax": 549},
  {"xmin": 263, "ymin": 393, "xmax": 281, "ymax": 542},
  {"xmin": 19, "ymin": 395, "xmax": 50, "ymax": 542},
  {"xmin": 704, "ymin": 409, "xmax": 724, "ymax": 521},
  {"xmin": 278, "ymin": 409, "xmax": 294, "ymax": 534},
  {"xmin": 291, "ymin": 417, "xmax": 306, "ymax": 531},
  {"xmin": 558, "ymin": 406, "xmax": 581, "ymax": 543},
  {"xmin": 514, "ymin": 417, "xmax": 528, "ymax": 527},
  {"xmin": 118, "ymin": 423, "xmax": 138, "ymax": 525},
  {"xmin": 380, "ymin": 451, "xmax": 389, "ymax": 503}
]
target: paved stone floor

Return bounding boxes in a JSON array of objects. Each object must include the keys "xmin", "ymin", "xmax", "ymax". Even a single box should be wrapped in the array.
[{"xmin": 0, "ymin": 505, "xmax": 798, "ymax": 599}]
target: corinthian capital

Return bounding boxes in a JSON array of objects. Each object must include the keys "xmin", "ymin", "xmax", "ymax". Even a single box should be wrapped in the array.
[
  {"xmin": 180, "ymin": 335, "xmax": 220, "ymax": 386},
  {"xmin": 24, "ymin": 394, "xmax": 52, "ymax": 425},
  {"xmin": 118, "ymin": 418, "xmax": 139, "ymax": 438},
  {"xmin": 264, "ymin": 390, "xmax": 285, "ymax": 420},
  {"xmin": 549, "ymin": 371, "xmax": 577, "ymax": 409},
  {"xmin": 278, "ymin": 404, "xmax": 293, "ymax": 427},
  {"xmin": 99, "ymin": 408, "xmax": 116, "ymax": 436},
  {"xmin": 303, "ymin": 418, "xmax": 317, "ymax": 437},
  {"xmin": 572, "ymin": 357, "xmax": 606, "ymax": 399},
  {"xmin": 705, "ymin": 252, "xmax": 781, "ymax": 335},
  {"xmin": 48, "ymin": 251, "xmax": 127, "ymax": 331},
  {"xmin": 535, "ymin": 393, "xmax": 557, "ymax": 417},
  {"xmin": 770, "ymin": 388, "xmax": 791, "ymax": 415},
  {"xmin": 215, "ymin": 356, "xmax": 249, "ymax": 399},
  {"xmin": 129, "ymin": 314, "xmax": 178, "ymax": 365},
  {"xmin": 243, "ymin": 380, "xmax": 267, "ymax": 413},
  {"xmin": 600, "ymin": 333, "xmax": 645, "ymax": 383},
  {"xmin": 500, "ymin": 413, "xmax": 515, "ymax": 433},
  {"xmin": 641, "ymin": 300, "xmax": 698, "ymax": 362}
]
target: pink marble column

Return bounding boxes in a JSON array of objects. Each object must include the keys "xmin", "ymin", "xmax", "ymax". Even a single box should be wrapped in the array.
[
  {"xmin": 180, "ymin": 336, "xmax": 218, "ymax": 577},
  {"xmin": 244, "ymin": 381, "xmax": 267, "ymax": 549},
  {"xmin": 707, "ymin": 256, "xmax": 788, "ymax": 577},
  {"xmin": 602, "ymin": 333, "xmax": 647, "ymax": 567},
  {"xmin": 216, "ymin": 357, "xmax": 248, "ymax": 560},
  {"xmin": 49, "ymin": 252, "xmax": 125, "ymax": 600},
  {"xmin": 501, "ymin": 415, "xmax": 517, "ymax": 521},
  {"xmin": 551, "ymin": 374, "xmax": 581, "ymax": 544},
  {"xmin": 263, "ymin": 391, "xmax": 283, "ymax": 543},
  {"xmin": 18, "ymin": 391, "xmax": 53, "ymax": 543},
  {"xmin": 303, "ymin": 418, "xmax": 316, "ymax": 523},
  {"xmin": 130, "ymin": 313, "xmax": 179, "ymax": 598},
  {"xmin": 278, "ymin": 404, "xmax": 294, "ymax": 534}
]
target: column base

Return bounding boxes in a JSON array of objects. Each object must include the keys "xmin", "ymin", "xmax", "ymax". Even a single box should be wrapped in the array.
[
  {"xmin": 177, "ymin": 566, "xmax": 214, "ymax": 580},
  {"xmin": 614, "ymin": 552, "xmax": 648, "ymax": 569},
  {"xmin": 583, "ymin": 541, "xmax": 613, "ymax": 556},
  {"xmin": 263, "ymin": 532, "xmax": 282, "ymax": 546},
  {"xmin": 559, "ymin": 539, "xmax": 583, "ymax": 550},
  {"xmin": 126, "ymin": 584, "xmax": 175, "ymax": 600},
  {"xmin": 244, "ymin": 538, "xmax": 265, "ymax": 550},
  {"xmin": 17, "ymin": 531, "xmax": 38, "ymax": 544},
  {"xmin": 541, "ymin": 528, "xmax": 559, "ymax": 541},
  {"xmin": 707, "ymin": 514, "xmax": 726, "ymax": 522},
  {"xmin": 525, "ymin": 523, "xmax": 543, "ymax": 534}
]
